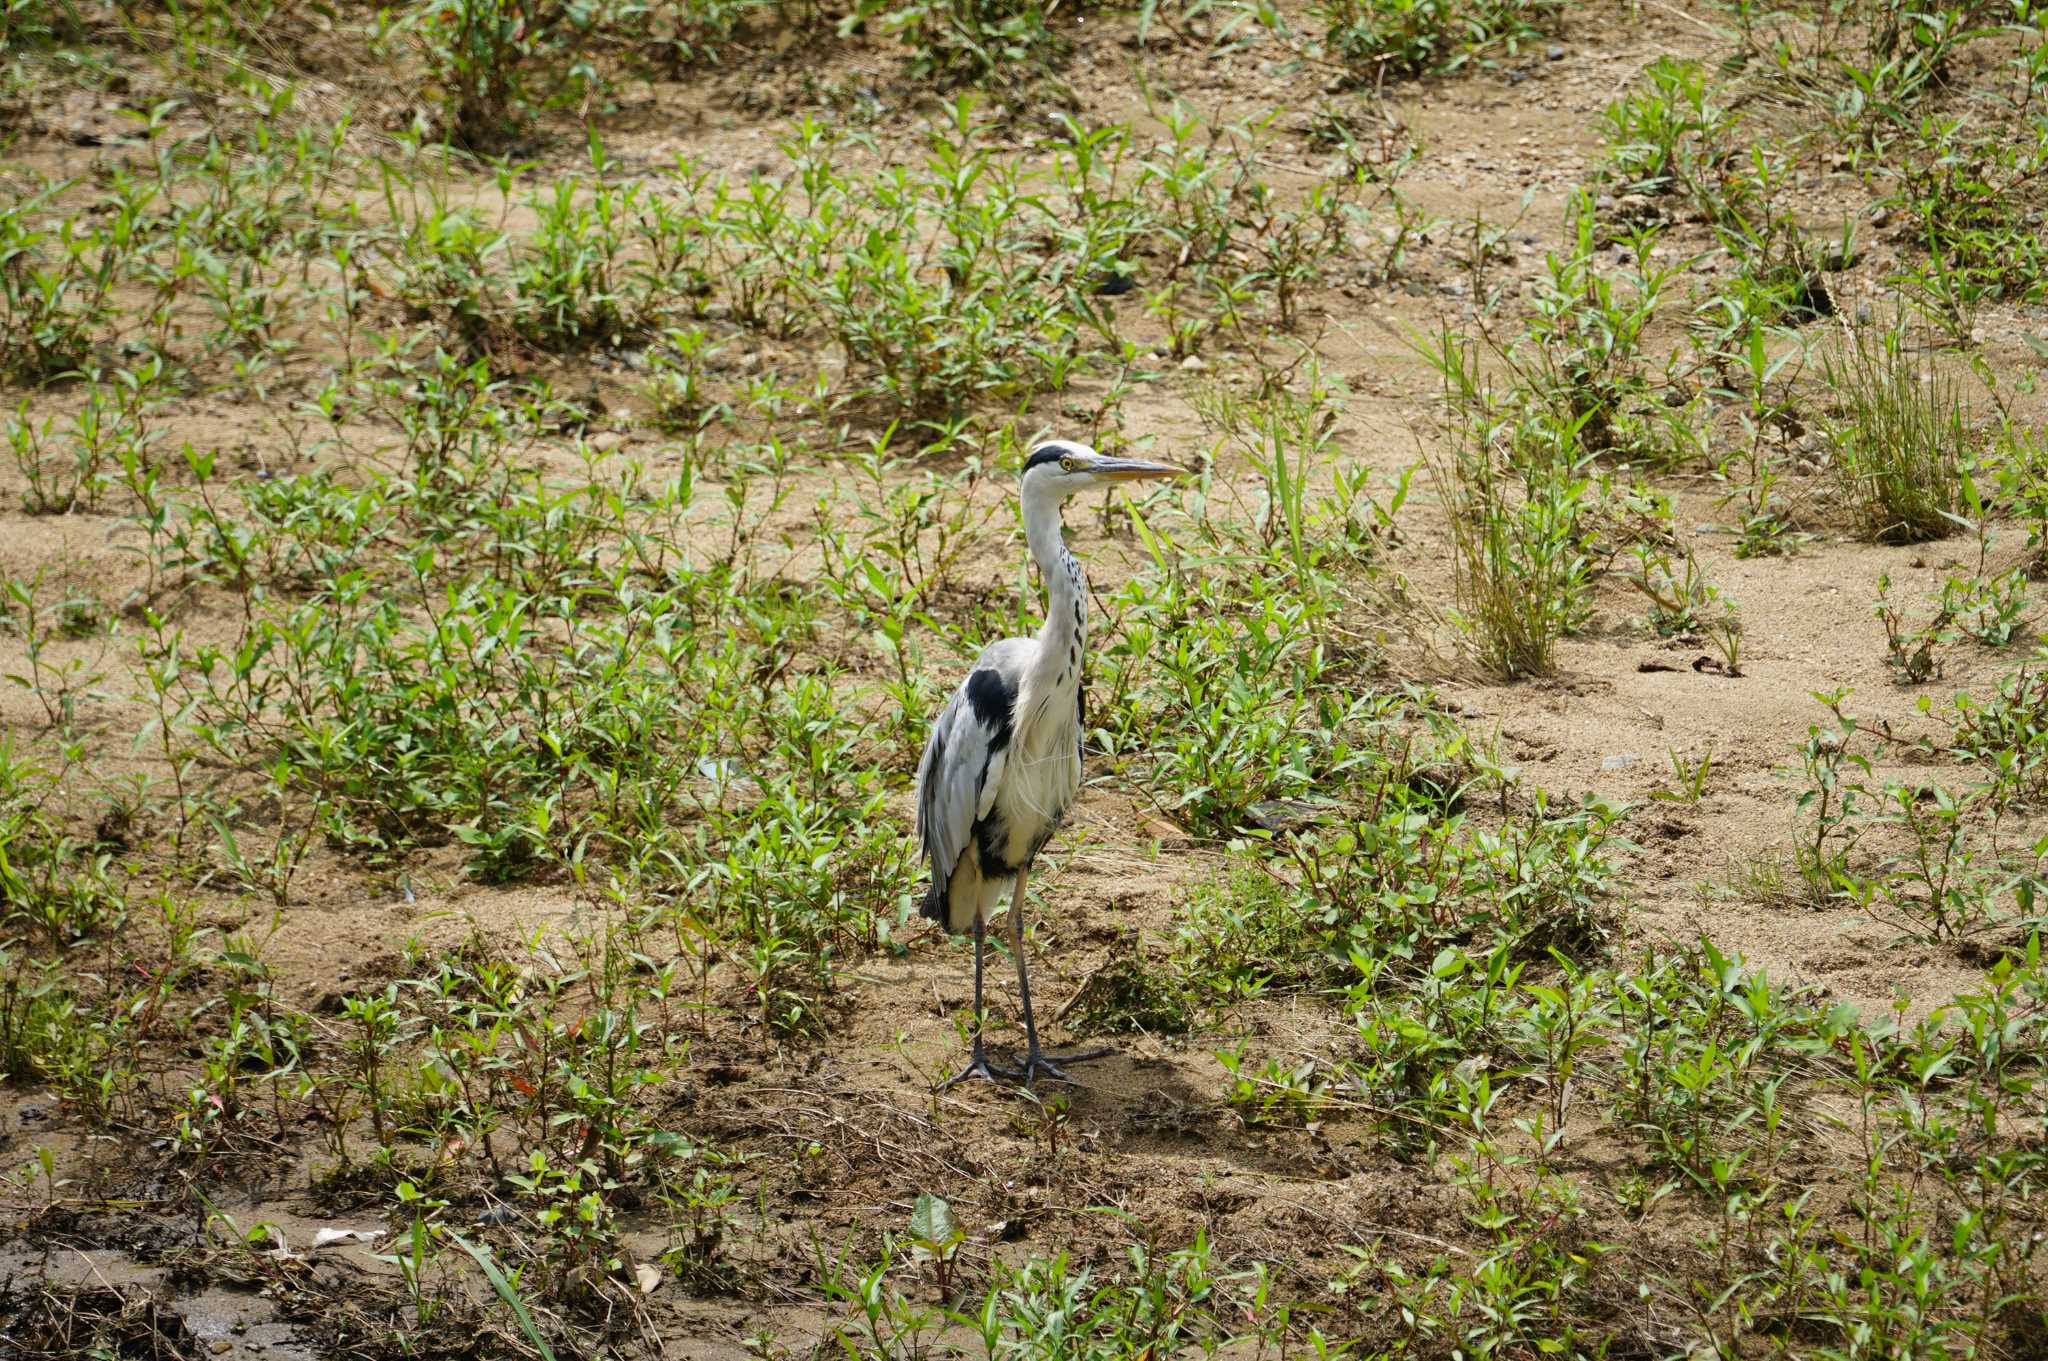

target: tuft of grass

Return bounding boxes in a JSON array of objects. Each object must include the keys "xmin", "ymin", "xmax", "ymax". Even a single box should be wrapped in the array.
[
  {"xmin": 1422, "ymin": 330, "xmax": 1594, "ymax": 680},
  {"xmin": 1821, "ymin": 321, "xmax": 1974, "ymax": 544}
]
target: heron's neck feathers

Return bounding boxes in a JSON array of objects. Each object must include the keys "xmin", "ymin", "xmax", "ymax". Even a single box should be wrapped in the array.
[{"xmin": 1019, "ymin": 484, "xmax": 1086, "ymax": 734}]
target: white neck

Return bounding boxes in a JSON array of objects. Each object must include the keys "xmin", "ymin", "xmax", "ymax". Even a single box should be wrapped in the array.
[{"xmin": 1022, "ymin": 483, "xmax": 1086, "ymax": 704}]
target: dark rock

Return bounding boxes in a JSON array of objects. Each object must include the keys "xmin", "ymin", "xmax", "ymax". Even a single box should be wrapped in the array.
[{"xmin": 1093, "ymin": 267, "xmax": 1138, "ymax": 297}]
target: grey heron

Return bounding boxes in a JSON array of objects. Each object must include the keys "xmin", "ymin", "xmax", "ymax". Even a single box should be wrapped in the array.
[{"xmin": 914, "ymin": 439, "xmax": 1185, "ymax": 1087}]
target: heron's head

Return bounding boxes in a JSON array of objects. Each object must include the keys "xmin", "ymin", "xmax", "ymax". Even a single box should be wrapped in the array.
[{"xmin": 1020, "ymin": 440, "xmax": 1185, "ymax": 500}]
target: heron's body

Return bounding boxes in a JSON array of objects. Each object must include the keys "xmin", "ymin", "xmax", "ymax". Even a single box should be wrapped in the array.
[
  {"xmin": 918, "ymin": 640, "xmax": 1083, "ymax": 934},
  {"xmin": 911, "ymin": 439, "xmax": 1181, "ymax": 1087}
]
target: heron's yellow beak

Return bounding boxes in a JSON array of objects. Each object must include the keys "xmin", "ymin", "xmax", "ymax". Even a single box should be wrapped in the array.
[{"xmin": 1093, "ymin": 457, "xmax": 1188, "ymax": 482}]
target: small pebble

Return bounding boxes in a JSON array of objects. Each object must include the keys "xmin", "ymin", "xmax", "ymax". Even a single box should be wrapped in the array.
[
  {"xmin": 1601, "ymin": 754, "xmax": 1637, "ymax": 771},
  {"xmin": 1547, "ymin": 44, "xmax": 1565, "ymax": 60}
]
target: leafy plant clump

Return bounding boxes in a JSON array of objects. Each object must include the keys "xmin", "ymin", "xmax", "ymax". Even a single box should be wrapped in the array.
[
  {"xmin": 1320, "ymin": 0, "xmax": 1561, "ymax": 78},
  {"xmin": 867, "ymin": 0, "xmax": 1071, "ymax": 82}
]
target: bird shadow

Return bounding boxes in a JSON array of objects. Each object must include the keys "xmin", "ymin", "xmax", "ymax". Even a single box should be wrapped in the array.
[{"xmin": 958, "ymin": 1046, "xmax": 1319, "ymax": 1181}]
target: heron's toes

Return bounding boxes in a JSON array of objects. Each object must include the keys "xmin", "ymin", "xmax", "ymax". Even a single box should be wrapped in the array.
[
  {"xmin": 1013, "ymin": 1044, "xmax": 1114, "ymax": 1087},
  {"xmin": 936, "ymin": 1049, "xmax": 1015, "ymax": 1091}
]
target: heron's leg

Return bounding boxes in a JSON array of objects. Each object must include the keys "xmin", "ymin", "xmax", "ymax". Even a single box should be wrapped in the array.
[
  {"xmin": 937, "ymin": 913, "xmax": 1006, "ymax": 1090},
  {"xmin": 1008, "ymin": 867, "xmax": 1112, "ymax": 1086}
]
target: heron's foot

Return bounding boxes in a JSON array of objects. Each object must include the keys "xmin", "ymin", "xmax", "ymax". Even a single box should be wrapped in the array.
[
  {"xmin": 1011, "ymin": 1044, "xmax": 1114, "ymax": 1087},
  {"xmin": 936, "ymin": 1046, "xmax": 1015, "ymax": 1091}
]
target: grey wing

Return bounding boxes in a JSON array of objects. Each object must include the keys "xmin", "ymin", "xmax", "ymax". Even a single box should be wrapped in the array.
[{"xmin": 914, "ymin": 642, "xmax": 1025, "ymax": 921}]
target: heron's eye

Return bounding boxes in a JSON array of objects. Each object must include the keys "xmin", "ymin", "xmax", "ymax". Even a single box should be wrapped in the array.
[{"xmin": 1059, "ymin": 456, "xmax": 1075, "ymax": 471}]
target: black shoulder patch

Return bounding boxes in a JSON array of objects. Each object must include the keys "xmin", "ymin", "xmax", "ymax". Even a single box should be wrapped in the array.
[
  {"xmin": 964, "ymin": 669, "xmax": 1015, "ymax": 750},
  {"xmin": 1023, "ymin": 441, "xmax": 1080, "ymax": 472}
]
